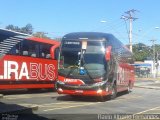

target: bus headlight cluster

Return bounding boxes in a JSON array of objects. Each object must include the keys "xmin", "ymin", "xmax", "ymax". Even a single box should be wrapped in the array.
[
  {"xmin": 93, "ymin": 81, "xmax": 106, "ymax": 87},
  {"xmin": 97, "ymin": 89, "xmax": 103, "ymax": 94},
  {"xmin": 57, "ymin": 80, "xmax": 65, "ymax": 85},
  {"xmin": 58, "ymin": 88, "xmax": 63, "ymax": 92}
]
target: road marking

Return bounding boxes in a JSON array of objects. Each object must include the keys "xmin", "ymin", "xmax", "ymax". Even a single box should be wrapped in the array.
[
  {"xmin": 119, "ymin": 106, "xmax": 160, "ymax": 120},
  {"xmin": 4, "ymin": 94, "xmax": 58, "ymax": 100},
  {"xmin": 0, "ymin": 94, "xmax": 3, "ymax": 98},
  {"xmin": 107, "ymin": 95, "xmax": 143, "ymax": 103},
  {"xmin": 38, "ymin": 101, "xmax": 96, "ymax": 107},
  {"xmin": 133, "ymin": 106, "xmax": 160, "ymax": 115},
  {"xmin": 17, "ymin": 103, "xmax": 39, "ymax": 111},
  {"xmin": 13, "ymin": 94, "xmax": 142, "ymax": 112},
  {"xmin": 43, "ymin": 102, "xmax": 97, "ymax": 112}
]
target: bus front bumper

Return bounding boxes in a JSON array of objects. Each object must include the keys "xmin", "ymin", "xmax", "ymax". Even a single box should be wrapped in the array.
[
  {"xmin": 56, "ymin": 81, "xmax": 111, "ymax": 96},
  {"xmin": 57, "ymin": 89, "xmax": 111, "ymax": 96}
]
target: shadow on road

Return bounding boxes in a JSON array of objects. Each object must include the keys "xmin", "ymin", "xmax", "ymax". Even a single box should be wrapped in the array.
[
  {"xmin": 0, "ymin": 89, "xmax": 56, "ymax": 95},
  {"xmin": 56, "ymin": 91, "xmax": 130, "ymax": 102},
  {"xmin": 0, "ymin": 102, "xmax": 97, "ymax": 120},
  {"xmin": 0, "ymin": 102, "xmax": 51, "ymax": 120}
]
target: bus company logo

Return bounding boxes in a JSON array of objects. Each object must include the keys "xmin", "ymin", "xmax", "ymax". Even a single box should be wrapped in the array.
[
  {"xmin": 64, "ymin": 79, "xmax": 78, "ymax": 83},
  {"xmin": 0, "ymin": 60, "xmax": 56, "ymax": 80},
  {"xmin": 64, "ymin": 78, "xmax": 85, "ymax": 85}
]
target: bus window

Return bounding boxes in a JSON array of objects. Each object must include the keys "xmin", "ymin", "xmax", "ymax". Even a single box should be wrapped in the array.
[
  {"xmin": 20, "ymin": 40, "xmax": 39, "ymax": 57},
  {"xmin": 8, "ymin": 42, "xmax": 21, "ymax": 55},
  {"xmin": 15, "ymin": 43, "xmax": 20, "ymax": 55},
  {"xmin": 20, "ymin": 40, "xmax": 29, "ymax": 56},
  {"xmin": 54, "ymin": 47, "xmax": 60, "ymax": 60},
  {"xmin": 28, "ymin": 41, "xmax": 38, "ymax": 57},
  {"xmin": 39, "ymin": 43, "xmax": 52, "ymax": 59}
]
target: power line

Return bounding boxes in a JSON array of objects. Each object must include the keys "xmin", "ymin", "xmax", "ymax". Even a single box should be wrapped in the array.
[{"xmin": 121, "ymin": 9, "xmax": 139, "ymax": 52}]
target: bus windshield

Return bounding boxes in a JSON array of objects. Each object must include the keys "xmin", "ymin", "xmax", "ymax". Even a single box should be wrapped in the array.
[{"xmin": 58, "ymin": 40, "xmax": 106, "ymax": 79}]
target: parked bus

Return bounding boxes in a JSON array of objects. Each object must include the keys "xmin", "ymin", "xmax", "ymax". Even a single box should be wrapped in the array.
[
  {"xmin": 0, "ymin": 28, "xmax": 60, "ymax": 90},
  {"xmin": 56, "ymin": 32, "xmax": 135, "ymax": 101}
]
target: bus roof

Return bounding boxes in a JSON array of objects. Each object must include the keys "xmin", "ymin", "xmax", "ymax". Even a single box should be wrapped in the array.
[
  {"xmin": 62, "ymin": 32, "xmax": 132, "ymax": 54},
  {"xmin": 62, "ymin": 32, "xmax": 113, "ymax": 41},
  {"xmin": 0, "ymin": 28, "xmax": 30, "ymax": 36},
  {"xmin": 0, "ymin": 28, "xmax": 60, "ymax": 45}
]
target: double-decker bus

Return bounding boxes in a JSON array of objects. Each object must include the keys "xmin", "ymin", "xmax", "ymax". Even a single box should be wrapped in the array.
[
  {"xmin": 56, "ymin": 32, "xmax": 135, "ymax": 101},
  {"xmin": 0, "ymin": 28, "xmax": 60, "ymax": 90}
]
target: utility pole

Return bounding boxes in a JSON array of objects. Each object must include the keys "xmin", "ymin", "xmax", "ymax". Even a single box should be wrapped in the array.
[
  {"xmin": 156, "ymin": 52, "xmax": 159, "ymax": 77},
  {"xmin": 121, "ymin": 9, "xmax": 138, "ymax": 53},
  {"xmin": 150, "ymin": 39, "xmax": 156, "ymax": 78}
]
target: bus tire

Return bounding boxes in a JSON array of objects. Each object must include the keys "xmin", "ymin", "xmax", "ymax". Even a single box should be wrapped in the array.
[
  {"xmin": 97, "ymin": 96, "xmax": 107, "ymax": 102},
  {"xmin": 126, "ymin": 81, "xmax": 132, "ymax": 94},
  {"xmin": 109, "ymin": 83, "xmax": 117, "ymax": 100}
]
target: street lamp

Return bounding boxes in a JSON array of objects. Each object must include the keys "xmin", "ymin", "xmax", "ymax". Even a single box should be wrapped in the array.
[{"xmin": 100, "ymin": 20, "xmax": 107, "ymax": 23}]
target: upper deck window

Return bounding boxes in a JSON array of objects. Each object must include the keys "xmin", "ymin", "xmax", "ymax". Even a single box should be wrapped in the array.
[{"xmin": 7, "ymin": 39, "xmax": 53, "ymax": 59}]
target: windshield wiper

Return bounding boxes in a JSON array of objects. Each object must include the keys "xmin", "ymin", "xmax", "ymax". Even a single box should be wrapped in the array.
[{"xmin": 78, "ymin": 49, "xmax": 94, "ymax": 81}]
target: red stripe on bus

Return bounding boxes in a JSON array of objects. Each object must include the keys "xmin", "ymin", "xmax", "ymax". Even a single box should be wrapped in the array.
[{"xmin": 0, "ymin": 84, "xmax": 54, "ymax": 90}]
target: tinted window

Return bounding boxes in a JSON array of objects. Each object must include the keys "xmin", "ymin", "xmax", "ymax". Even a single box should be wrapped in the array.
[
  {"xmin": 8, "ymin": 42, "xmax": 21, "ymax": 55},
  {"xmin": 39, "ymin": 43, "xmax": 52, "ymax": 59},
  {"xmin": 7, "ymin": 39, "xmax": 53, "ymax": 59}
]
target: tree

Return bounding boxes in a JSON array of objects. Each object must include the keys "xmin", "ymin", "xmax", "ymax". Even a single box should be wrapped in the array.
[
  {"xmin": 33, "ymin": 32, "xmax": 50, "ymax": 39},
  {"xmin": 21, "ymin": 24, "xmax": 33, "ymax": 34},
  {"xmin": 132, "ymin": 43, "xmax": 152, "ymax": 61},
  {"xmin": 5, "ymin": 24, "xmax": 33, "ymax": 34}
]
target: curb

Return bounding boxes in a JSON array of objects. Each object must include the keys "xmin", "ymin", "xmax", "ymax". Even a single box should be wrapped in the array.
[
  {"xmin": 134, "ymin": 85, "xmax": 160, "ymax": 90},
  {"xmin": 0, "ymin": 105, "xmax": 39, "ymax": 114},
  {"xmin": 0, "ymin": 94, "xmax": 3, "ymax": 99},
  {"xmin": 30, "ymin": 105, "xmax": 39, "ymax": 111},
  {"xmin": 18, "ymin": 104, "xmax": 39, "ymax": 111}
]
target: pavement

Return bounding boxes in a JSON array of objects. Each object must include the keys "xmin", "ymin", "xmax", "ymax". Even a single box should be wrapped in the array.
[
  {"xmin": 134, "ymin": 78, "xmax": 160, "ymax": 89},
  {"xmin": 0, "ymin": 94, "xmax": 3, "ymax": 98},
  {"xmin": 0, "ymin": 100, "xmax": 38, "ymax": 114},
  {"xmin": 0, "ymin": 77, "xmax": 159, "ymax": 116}
]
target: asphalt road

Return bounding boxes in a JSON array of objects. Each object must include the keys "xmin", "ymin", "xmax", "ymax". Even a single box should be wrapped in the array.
[{"xmin": 0, "ymin": 87, "xmax": 160, "ymax": 120}]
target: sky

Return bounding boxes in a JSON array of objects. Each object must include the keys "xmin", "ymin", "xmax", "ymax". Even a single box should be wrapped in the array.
[{"xmin": 0, "ymin": 0, "xmax": 160, "ymax": 45}]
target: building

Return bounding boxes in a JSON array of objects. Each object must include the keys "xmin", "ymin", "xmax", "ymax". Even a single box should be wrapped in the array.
[
  {"xmin": 144, "ymin": 60, "xmax": 160, "ymax": 78},
  {"xmin": 134, "ymin": 62, "xmax": 151, "ymax": 78}
]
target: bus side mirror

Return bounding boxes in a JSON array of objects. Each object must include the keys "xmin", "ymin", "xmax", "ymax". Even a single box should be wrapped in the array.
[{"xmin": 105, "ymin": 46, "xmax": 112, "ymax": 61}]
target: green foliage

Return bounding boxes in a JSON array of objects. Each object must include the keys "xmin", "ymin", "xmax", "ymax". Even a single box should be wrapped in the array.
[
  {"xmin": 33, "ymin": 32, "xmax": 50, "ymax": 39},
  {"xmin": 5, "ymin": 24, "xmax": 51, "ymax": 39},
  {"xmin": 6, "ymin": 24, "xmax": 33, "ymax": 34},
  {"xmin": 132, "ymin": 43, "xmax": 160, "ymax": 61}
]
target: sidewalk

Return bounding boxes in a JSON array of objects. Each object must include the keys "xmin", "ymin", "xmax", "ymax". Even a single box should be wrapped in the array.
[
  {"xmin": 136, "ymin": 77, "xmax": 160, "ymax": 81},
  {"xmin": 134, "ymin": 77, "xmax": 160, "ymax": 89}
]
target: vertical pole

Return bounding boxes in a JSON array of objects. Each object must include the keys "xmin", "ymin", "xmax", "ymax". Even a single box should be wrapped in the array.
[
  {"xmin": 156, "ymin": 52, "xmax": 159, "ymax": 77},
  {"xmin": 121, "ymin": 9, "xmax": 138, "ymax": 53},
  {"xmin": 129, "ymin": 18, "xmax": 133, "ymax": 53},
  {"xmin": 151, "ymin": 39, "xmax": 156, "ymax": 78}
]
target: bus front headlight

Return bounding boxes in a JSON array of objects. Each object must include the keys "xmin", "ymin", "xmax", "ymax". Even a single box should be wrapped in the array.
[
  {"xmin": 57, "ymin": 80, "xmax": 65, "ymax": 85},
  {"xmin": 93, "ymin": 81, "xmax": 106, "ymax": 87}
]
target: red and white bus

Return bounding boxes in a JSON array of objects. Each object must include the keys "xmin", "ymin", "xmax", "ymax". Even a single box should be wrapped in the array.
[
  {"xmin": 0, "ymin": 29, "xmax": 60, "ymax": 90},
  {"xmin": 56, "ymin": 32, "xmax": 135, "ymax": 101}
]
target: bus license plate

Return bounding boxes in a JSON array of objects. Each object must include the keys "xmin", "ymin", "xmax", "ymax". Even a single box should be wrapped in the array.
[{"xmin": 75, "ymin": 90, "xmax": 83, "ymax": 93}]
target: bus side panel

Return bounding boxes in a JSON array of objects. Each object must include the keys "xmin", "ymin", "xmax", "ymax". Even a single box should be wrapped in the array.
[
  {"xmin": 116, "ymin": 63, "xmax": 135, "ymax": 92},
  {"xmin": 0, "ymin": 55, "xmax": 58, "ymax": 90}
]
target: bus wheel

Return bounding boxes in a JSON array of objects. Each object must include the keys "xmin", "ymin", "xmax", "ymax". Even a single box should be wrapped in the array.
[
  {"xmin": 126, "ymin": 82, "xmax": 132, "ymax": 94},
  {"xmin": 109, "ymin": 84, "xmax": 117, "ymax": 100},
  {"xmin": 97, "ymin": 96, "xmax": 106, "ymax": 102}
]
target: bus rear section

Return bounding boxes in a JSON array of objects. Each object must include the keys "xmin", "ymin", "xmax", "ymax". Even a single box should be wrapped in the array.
[
  {"xmin": 0, "ymin": 29, "xmax": 60, "ymax": 90},
  {"xmin": 56, "ymin": 32, "xmax": 135, "ymax": 100}
]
